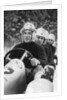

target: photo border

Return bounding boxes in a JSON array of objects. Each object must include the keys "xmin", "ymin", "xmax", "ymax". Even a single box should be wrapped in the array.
[{"xmin": 0, "ymin": 4, "xmax": 62, "ymax": 99}]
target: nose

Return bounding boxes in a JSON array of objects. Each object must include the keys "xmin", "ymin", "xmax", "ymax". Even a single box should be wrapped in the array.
[
  {"xmin": 25, "ymin": 33, "xmax": 30, "ymax": 37},
  {"xmin": 25, "ymin": 34, "xmax": 29, "ymax": 36}
]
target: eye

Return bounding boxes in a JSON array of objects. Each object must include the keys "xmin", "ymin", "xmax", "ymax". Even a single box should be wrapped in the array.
[
  {"xmin": 23, "ymin": 31, "xmax": 32, "ymax": 35},
  {"xmin": 40, "ymin": 37, "xmax": 43, "ymax": 40},
  {"xmin": 28, "ymin": 32, "xmax": 32, "ymax": 34},
  {"xmin": 37, "ymin": 36, "xmax": 40, "ymax": 39},
  {"xmin": 23, "ymin": 32, "xmax": 26, "ymax": 34}
]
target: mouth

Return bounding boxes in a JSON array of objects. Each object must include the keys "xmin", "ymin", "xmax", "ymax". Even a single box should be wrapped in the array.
[{"xmin": 24, "ymin": 38, "xmax": 31, "ymax": 42}]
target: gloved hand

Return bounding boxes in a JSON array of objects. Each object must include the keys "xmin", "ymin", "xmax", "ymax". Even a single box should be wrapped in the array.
[
  {"xmin": 44, "ymin": 65, "xmax": 55, "ymax": 72},
  {"xmin": 30, "ymin": 58, "xmax": 40, "ymax": 66},
  {"xmin": 44, "ymin": 65, "xmax": 55, "ymax": 82}
]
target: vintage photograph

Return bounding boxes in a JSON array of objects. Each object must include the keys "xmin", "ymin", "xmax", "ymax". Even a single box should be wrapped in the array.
[
  {"xmin": 0, "ymin": 5, "xmax": 62, "ymax": 98},
  {"xmin": 4, "ymin": 8, "xmax": 57, "ymax": 95}
]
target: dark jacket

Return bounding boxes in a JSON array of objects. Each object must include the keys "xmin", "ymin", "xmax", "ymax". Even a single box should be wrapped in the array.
[
  {"xmin": 13, "ymin": 41, "xmax": 47, "ymax": 67},
  {"xmin": 43, "ymin": 43, "xmax": 56, "ymax": 66}
]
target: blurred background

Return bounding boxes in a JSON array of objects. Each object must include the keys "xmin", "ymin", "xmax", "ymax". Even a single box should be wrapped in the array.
[{"xmin": 4, "ymin": 9, "xmax": 57, "ymax": 54}]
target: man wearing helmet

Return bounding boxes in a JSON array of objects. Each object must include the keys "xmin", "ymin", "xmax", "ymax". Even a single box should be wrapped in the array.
[
  {"xmin": 4, "ymin": 22, "xmax": 48, "ymax": 94},
  {"xmin": 48, "ymin": 33, "xmax": 57, "ymax": 66},
  {"xmin": 33, "ymin": 28, "xmax": 56, "ymax": 82},
  {"xmin": 33, "ymin": 27, "xmax": 51, "ymax": 61},
  {"xmin": 47, "ymin": 33, "xmax": 56, "ymax": 58},
  {"xmin": 34, "ymin": 27, "xmax": 49, "ymax": 45},
  {"xmin": 48, "ymin": 33, "xmax": 56, "ymax": 45},
  {"xmin": 14, "ymin": 22, "xmax": 47, "ymax": 67},
  {"xmin": 42, "ymin": 33, "xmax": 57, "ymax": 82},
  {"xmin": 43, "ymin": 33, "xmax": 56, "ymax": 65}
]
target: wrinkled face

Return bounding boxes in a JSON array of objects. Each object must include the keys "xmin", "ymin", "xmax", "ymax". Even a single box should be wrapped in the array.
[
  {"xmin": 36, "ymin": 36, "xmax": 44, "ymax": 45},
  {"xmin": 22, "ymin": 30, "xmax": 32, "ymax": 43}
]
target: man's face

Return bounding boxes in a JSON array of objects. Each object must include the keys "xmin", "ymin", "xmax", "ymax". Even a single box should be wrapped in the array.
[
  {"xmin": 36, "ymin": 36, "xmax": 44, "ymax": 45},
  {"xmin": 22, "ymin": 30, "xmax": 32, "ymax": 43},
  {"xmin": 48, "ymin": 39, "xmax": 54, "ymax": 45}
]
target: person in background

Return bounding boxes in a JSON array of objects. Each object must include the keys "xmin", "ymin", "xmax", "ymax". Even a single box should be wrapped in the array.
[
  {"xmin": 47, "ymin": 33, "xmax": 57, "ymax": 65},
  {"xmin": 33, "ymin": 27, "xmax": 49, "ymax": 45},
  {"xmin": 33, "ymin": 28, "xmax": 56, "ymax": 82},
  {"xmin": 43, "ymin": 33, "xmax": 57, "ymax": 82}
]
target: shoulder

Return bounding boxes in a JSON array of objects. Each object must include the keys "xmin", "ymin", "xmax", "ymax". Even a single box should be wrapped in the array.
[
  {"xmin": 32, "ymin": 42, "xmax": 44, "ymax": 49},
  {"xmin": 13, "ymin": 43, "xmax": 23, "ymax": 49}
]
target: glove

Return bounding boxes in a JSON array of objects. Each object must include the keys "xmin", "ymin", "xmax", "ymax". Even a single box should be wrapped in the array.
[
  {"xmin": 30, "ymin": 58, "xmax": 40, "ymax": 66},
  {"xmin": 43, "ymin": 65, "xmax": 55, "ymax": 82}
]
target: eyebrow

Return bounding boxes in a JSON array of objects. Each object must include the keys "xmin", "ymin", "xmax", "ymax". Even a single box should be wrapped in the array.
[{"xmin": 23, "ymin": 31, "xmax": 32, "ymax": 34}]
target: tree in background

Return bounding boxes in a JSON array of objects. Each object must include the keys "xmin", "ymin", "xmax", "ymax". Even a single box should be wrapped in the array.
[{"xmin": 4, "ymin": 9, "xmax": 57, "ymax": 54}]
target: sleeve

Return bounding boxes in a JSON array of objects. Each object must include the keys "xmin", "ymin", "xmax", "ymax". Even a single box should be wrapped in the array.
[
  {"xmin": 37, "ymin": 45, "xmax": 48, "ymax": 67},
  {"xmin": 13, "ymin": 44, "xmax": 21, "ymax": 49}
]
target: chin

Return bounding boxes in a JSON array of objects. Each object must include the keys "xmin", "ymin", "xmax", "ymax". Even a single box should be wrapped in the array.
[
  {"xmin": 24, "ymin": 40, "xmax": 31, "ymax": 43},
  {"xmin": 39, "ymin": 42, "xmax": 42, "ymax": 45}
]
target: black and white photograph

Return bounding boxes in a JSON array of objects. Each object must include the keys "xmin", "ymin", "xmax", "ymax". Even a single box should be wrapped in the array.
[{"xmin": 0, "ymin": 4, "xmax": 61, "ymax": 99}]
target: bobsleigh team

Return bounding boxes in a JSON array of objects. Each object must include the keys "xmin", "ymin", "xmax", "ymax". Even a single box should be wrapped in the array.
[{"xmin": 4, "ymin": 22, "xmax": 57, "ymax": 94}]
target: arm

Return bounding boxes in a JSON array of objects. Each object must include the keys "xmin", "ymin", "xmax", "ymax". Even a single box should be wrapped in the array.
[{"xmin": 37, "ymin": 45, "xmax": 47, "ymax": 67}]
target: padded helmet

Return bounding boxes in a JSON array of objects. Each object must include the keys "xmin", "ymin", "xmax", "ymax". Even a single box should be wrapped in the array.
[
  {"xmin": 36, "ymin": 27, "xmax": 49, "ymax": 39},
  {"xmin": 20, "ymin": 22, "xmax": 36, "ymax": 34},
  {"xmin": 48, "ymin": 33, "xmax": 55, "ymax": 42}
]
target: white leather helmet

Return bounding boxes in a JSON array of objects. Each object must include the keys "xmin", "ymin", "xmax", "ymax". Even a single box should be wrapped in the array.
[
  {"xmin": 48, "ymin": 33, "xmax": 55, "ymax": 42},
  {"xmin": 20, "ymin": 22, "xmax": 36, "ymax": 34},
  {"xmin": 36, "ymin": 27, "xmax": 45, "ymax": 38},
  {"xmin": 36, "ymin": 27, "xmax": 49, "ymax": 39}
]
